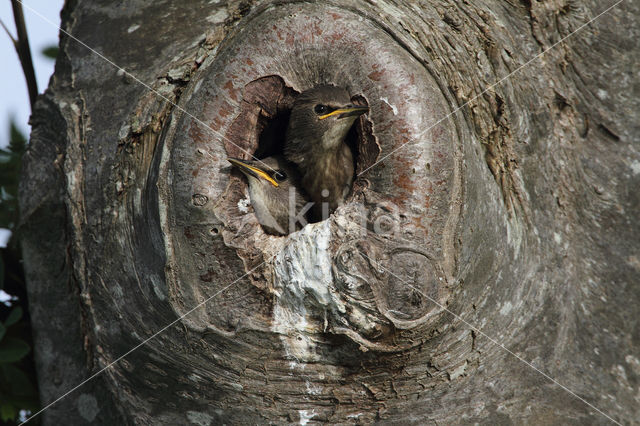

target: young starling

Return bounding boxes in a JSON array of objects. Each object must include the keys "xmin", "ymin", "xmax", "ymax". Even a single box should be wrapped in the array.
[
  {"xmin": 284, "ymin": 85, "xmax": 369, "ymax": 220},
  {"xmin": 228, "ymin": 156, "xmax": 310, "ymax": 236}
]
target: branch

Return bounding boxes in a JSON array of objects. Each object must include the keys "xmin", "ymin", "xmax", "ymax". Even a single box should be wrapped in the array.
[
  {"xmin": 0, "ymin": 19, "xmax": 17, "ymax": 45},
  {"xmin": 10, "ymin": 0, "xmax": 38, "ymax": 108}
]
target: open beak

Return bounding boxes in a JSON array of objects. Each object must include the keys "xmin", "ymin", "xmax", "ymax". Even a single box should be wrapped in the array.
[
  {"xmin": 318, "ymin": 104, "xmax": 369, "ymax": 120},
  {"xmin": 228, "ymin": 158, "xmax": 279, "ymax": 187}
]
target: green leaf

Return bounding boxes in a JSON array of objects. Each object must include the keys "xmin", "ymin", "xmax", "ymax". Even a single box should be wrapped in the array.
[
  {"xmin": 0, "ymin": 337, "xmax": 30, "ymax": 363},
  {"xmin": 41, "ymin": 45, "xmax": 59, "ymax": 60},
  {"xmin": 0, "ymin": 364, "xmax": 37, "ymax": 397},
  {"xmin": 0, "ymin": 365, "xmax": 40, "ymax": 421},
  {"xmin": 7, "ymin": 120, "xmax": 27, "ymax": 158},
  {"xmin": 4, "ymin": 307, "xmax": 22, "ymax": 327},
  {"xmin": 0, "ymin": 401, "xmax": 17, "ymax": 422},
  {"xmin": 0, "ymin": 119, "xmax": 26, "ymax": 231}
]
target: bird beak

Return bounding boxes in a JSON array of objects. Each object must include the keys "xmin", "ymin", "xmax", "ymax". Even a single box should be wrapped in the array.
[
  {"xmin": 318, "ymin": 104, "xmax": 369, "ymax": 120},
  {"xmin": 228, "ymin": 158, "xmax": 279, "ymax": 187}
]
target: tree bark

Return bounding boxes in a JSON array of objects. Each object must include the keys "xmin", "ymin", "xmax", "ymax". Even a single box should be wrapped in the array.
[{"xmin": 20, "ymin": 0, "xmax": 639, "ymax": 424}]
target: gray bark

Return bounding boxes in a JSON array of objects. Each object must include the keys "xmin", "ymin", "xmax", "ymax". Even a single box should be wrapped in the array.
[{"xmin": 20, "ymin": 0, "xmax": 639, "ymax": 424}]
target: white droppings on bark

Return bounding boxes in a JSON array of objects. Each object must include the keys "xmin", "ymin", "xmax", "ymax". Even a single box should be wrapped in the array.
[
  {"xmin": 127, "ymin": 24, "xmax": 140, "ymax": 33},
  {"xmin": 380, "ymin": 96, "xmax": 398, "ymax": 115},
  {"xmin": 305, "ymin": 380, "xmax": 322, "ymax": 395},
  {"xmin": 271, "ymin": 221, "xmax": 345, "ymax": 363},
  {"xmin": 630, "ymin": 160, "xmax": 640, "ymax": 176},
  {"xmin": 237, "ymin": 196, "xmax": 251, "ymax": 213},
  {"xmin": 298, "ymin": 410, "xmax": 316, "ymax": 425}
]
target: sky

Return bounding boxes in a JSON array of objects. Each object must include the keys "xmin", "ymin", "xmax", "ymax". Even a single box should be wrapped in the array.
[
  {"xmin": 0, "ymin": 1, "xmax": 64, "ymax": 247},
  {"xmin": 1, "ymin": 0, "xmax": 64, "ymax": 143}
]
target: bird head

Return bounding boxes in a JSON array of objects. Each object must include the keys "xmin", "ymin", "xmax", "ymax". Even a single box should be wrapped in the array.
[
  {"xmin": 228, "ymin": 156, "xmax": 308, "ymax": 235},
  {"xmin": 286, "ymin": 85, "xmax": 369, "ymax": 150},
  {"xmin": 228, "ymin": 156, "xmax": 291, "ymax": 190}
]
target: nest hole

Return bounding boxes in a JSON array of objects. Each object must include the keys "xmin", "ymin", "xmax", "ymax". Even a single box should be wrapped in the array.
[{"xmin": 225, "ymin": 75, "xmax": 379, "ymax": 231}]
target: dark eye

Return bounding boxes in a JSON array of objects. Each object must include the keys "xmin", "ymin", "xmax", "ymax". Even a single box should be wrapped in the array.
[
  {"xmin": 274, "ymin": 170, "xmax": 287, "ymax": 182},
  {"xmin": 314, "ymin": 104, "xmax": 329, "ymax": 115}
]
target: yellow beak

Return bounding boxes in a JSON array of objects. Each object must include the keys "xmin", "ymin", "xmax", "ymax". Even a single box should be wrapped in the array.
[
  {"xmin": 228, "ymin": 158, "xmax": 279, "ymax": 187},
  {"xmin": 318, "ymin": 105, "xmax": 369, "ymax": 120}
]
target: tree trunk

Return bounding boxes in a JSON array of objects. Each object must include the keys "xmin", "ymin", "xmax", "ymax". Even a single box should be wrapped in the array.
[{"xmin": 20, "ymin": 0, "xmax": 639, "ymax": 424}]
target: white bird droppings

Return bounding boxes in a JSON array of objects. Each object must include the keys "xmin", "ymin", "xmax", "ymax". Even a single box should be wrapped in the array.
[
  {"xmin": 237, "ymin": 197, "xmax": 251, "ymax": 213},
  {"xmin": 298, "ymin": 410, "xmax": 316, "ymax": 425},
  {"xmin": 271, "ymin": 221, "xmax": 344, "ymax": 363},
  {"xmin": 305, "ymin": 380, "xmax": 322, "ymax": 395},
  {"xmin": 380, "ymin": 97, "xmax": 398, "ymax": 115}
]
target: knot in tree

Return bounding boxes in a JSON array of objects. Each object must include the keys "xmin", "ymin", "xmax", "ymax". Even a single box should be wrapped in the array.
[{"xmin": 19, "ymin": 1, "xmax": 639, "ymax": 424}]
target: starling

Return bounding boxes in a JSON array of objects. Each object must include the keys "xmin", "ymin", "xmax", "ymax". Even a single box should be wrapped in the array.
[
  {"xmin": 228, "ymin": 156, "xmax": 310, "ymax": 235},
  {"xmin": 284, "ymin": 85, "xmax": 369, "ymax": 220}
]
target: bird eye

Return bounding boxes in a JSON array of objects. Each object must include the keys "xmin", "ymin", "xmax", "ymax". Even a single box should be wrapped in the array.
[
  {"xmin": 274, "ymin": 170, "xmax": 287, "ymax": 182},
  {"xmin": 314, "ymin": 104, "xmax": 329, "ymax": 115}
]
